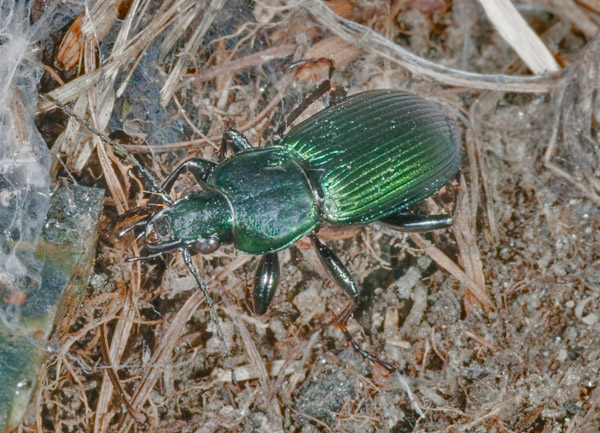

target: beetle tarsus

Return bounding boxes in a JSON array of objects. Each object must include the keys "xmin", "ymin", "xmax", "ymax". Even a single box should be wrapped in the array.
[
  {"xmin": 338, "ymin": 325, "xmax": 395, "ymax": 373},
  {"xmin": 311, "ymin": 234, "xmax": 395, "ymax": 372},
  {"xmin": 276, "ymin": 58, "xmax": 336, "ymax": 138}
]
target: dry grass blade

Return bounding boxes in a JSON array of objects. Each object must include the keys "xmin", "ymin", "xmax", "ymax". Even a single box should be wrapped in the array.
[
  {"xmin": 221, "ymin": 291, "xmax": 270, "ymax": 387},
  {"xmin": 453, "ymin": 175, "xmax": 489, "ymax": 312},
  {"xmin": 56, "ymin": 0, "xmax": 121, "ymax": 71},
  {"xmin": 544, "ymin": 38, "xmax": 600, "ymax": 207},
  {"xmin": 555, "ymin": 0, "xmax": 600, "ymax": 38},
  {"xmin": 39, "ymin": 0, "xmax": 194, "ymax": 112},
  {"xmin": 194, "ymin": 44, "xmax": 296, "ymax": 84},
  {"xmin": 94, "ymin": 275, "xmax": 140, "ymax": 433},
  {"xmin": 477, "ymin": 0, "xmax": 560, "ymax": 73},
  {"xmin": 117, "ymin": 286, "xmax": 208, "ymax": 433},
  {"xmin": 100, "ymin": 323, "xmax": 145, "ymax": 424},
  {"xmin": 303, "ymin": 0, "xmax": 561, "ymax": 93},
  {"xmin": 221, "ymin": 290, "xmax": 285, "ymax": 429},
  {"xmin": 160, "ymin": 0, "xmax": 226, "ymax": 106},
  {"xmin": 467, "ymin": 95, "xmax": 500, "ymax": 244},
  {"xmin": 410, "ymin": 233, "xmax": 493, "ymax": 310}
]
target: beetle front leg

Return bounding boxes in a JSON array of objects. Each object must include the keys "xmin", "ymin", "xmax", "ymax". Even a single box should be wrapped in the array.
[
  {"xmin": 219, "ymin": 129, "xmax": 252, "ymax": 161},
  {"xmin": 379, "ymin": 212, "xmax": 453, "ymax": 232},
  {"xmin": 251, "ymin": 252, "xmax": 280, "ymax": 315},
  {"xmin": 159, "ymin": 158, "xmax": 217, "ymax": 195}
]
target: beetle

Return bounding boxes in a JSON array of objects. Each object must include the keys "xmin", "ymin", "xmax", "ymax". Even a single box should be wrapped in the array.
[{"xmin": 124, "ymin": 84, "xmax": 461, "ymax": 370}]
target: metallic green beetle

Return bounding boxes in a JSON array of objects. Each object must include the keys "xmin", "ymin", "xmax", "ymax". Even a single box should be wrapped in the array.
[{"xmin": 134, "ymin": 89, "xmax": 461, "ymax": 318}]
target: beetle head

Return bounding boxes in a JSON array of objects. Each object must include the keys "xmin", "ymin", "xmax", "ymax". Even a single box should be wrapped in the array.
[{"xmin": 145, "ymin": 190, "xmax": 233, "ymax": 255}]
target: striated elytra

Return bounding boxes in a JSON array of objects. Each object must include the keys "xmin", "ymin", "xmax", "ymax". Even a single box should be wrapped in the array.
[{"xmin": 139, "ymin": 89, "xmax": 461, "ymax": 318}]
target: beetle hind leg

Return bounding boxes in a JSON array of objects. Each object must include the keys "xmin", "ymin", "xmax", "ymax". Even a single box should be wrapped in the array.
[
  {"xmin": 337, "ymin": 324, "xmax": 395, "ymax": 373},
  {"xmin": 310, "ymin": 234, "xmax": 395, "ymax": 372},
  {"xmin": 379, "ymin": 212, "xmax": 453, "ymax": 233},
  {"xmin": 310, "ymin": 234, "xmax": 359, "ymax": 300}
]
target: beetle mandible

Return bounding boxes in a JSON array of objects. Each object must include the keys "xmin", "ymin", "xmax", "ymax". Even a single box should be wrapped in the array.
[{"xmin": 125, "ymin": 76, "xmax": 461, "ymax": 371}]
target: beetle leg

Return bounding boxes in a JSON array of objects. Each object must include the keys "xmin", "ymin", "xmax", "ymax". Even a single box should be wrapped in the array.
[
  {"xmin": 274, "ymin": 58, "xmax": 336, "ymax": 137},
  {"xmin": 251, "ymin": 252, "xmax": 280, "ymax": 314},
  {"xmin": 310, "ymin": 234, "xmax": 359, "ymax": 301},
  {"xmin": 288, "ymin": 57, "xmax": 334, "ymax": 77},
  {"xmin": 337, "ymin": 324, "xmax": 395, "ymax": 373},
  {"xmin": 219, "ymin": 129, "xmax": 252, "ymax": 161},
  {"xmin": 182, "ymin": 249, "xmax": 238, "ymax": 385},
  {"xmin": 275, "ymin": 80, "xmax": 334, "ymax": 138},
  {"xmin": 310, "ymin": 234, "xmax": 395, "ymax": 372},
  {"xmin": 379, "ymin": 213, "xmax": 453, "ymax": 232},
  {"xmin": 158, "ymin": 158, "xmax": 217, "ymax": 197}
]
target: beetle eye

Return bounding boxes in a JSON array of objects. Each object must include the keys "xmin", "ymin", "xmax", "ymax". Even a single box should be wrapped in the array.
[
  {"xmin": 153, "ymin": 219, "xmax": 171, "ymax": 239},
  {"xmin": 195, "ymin": 237, "xmax": 220, "ymax": 254}
]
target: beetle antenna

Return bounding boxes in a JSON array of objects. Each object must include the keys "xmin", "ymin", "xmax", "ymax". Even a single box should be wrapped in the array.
[
  {"xmin": 182, "ymin": 249, "xmax": 238, "ymax": 385},
  {"xmin": 124, "ymin": 251, "xmax": 166, "ymax": 262},
  {"xmin": 41, "ymin": 94, "xmax": 173, "ymax": 205}
]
